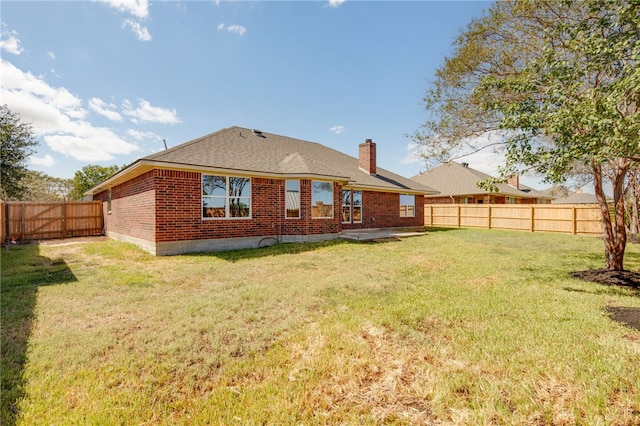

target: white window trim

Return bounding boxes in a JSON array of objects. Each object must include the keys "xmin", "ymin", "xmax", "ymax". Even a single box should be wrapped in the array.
[
  {"xmin": 342, "ymin": 189, "xmax": 363, "ymax": 223},
  {"xmin": 342, "ymin": 190, "xmax": 351, "ymax": 223},
  {"xmin": 400, "ymin": 194, "xmax": 416, "ymax": 218},
  {"xmin": 285, "ymin": 179, "xmax": 301, "ymax": 219},
  {"xmin": 353, "ymin": 190, "xmax": 363, "ymax": 223},
  {"xmin": 202, "ymin": 175, "xmax": 252, "ymax": 220},
  {"xmin": 311, "ymin": 181, "xmax": 334, "ymax": 219}
]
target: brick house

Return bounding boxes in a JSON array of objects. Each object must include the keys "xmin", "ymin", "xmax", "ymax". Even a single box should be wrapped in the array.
[
  {"xmin": 87, "ymin": 127, "xmax": 437, "ymax": 255},
  {"xmin": 410, "ymin": 161, "xmax": 552, "ymax": 205}
]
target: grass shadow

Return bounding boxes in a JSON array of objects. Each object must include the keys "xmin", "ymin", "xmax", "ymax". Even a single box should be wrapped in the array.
[
  {"xmin": 563, "ymin": 285, "xmax": 639, "ymax": 298},
  {"xmin": 188, "ymin": 239, "xmax": 349, "ymax": 262},
  {"xmin": 1, "ymin": 244, "xmax": 77, "ymax": 426},
  {"xmin": 423, "ymin": 226, "xmax": 464, "ymax": 233}
]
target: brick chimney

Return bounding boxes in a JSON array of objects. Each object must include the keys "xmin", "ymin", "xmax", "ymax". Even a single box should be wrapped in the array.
[
  {"xmin": 507, "ymin": 175, "xmax": 519, "ymax": 189},
  {"xmin": 359, "ymin": 139, "xmax": 376, "ymax": 175}
]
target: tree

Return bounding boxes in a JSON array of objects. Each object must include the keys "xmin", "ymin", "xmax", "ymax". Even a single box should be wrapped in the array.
[
  {"xmin": 21, "ymin": 170, "xmax": 73, "ymax": 201},
  {"xmin": 414, "ymin": 0, "xmax": 639, "ymax": 271},
  {"xmin": 0, "ymin": 104, "xmax": 39, "ymax": 200},
  {"xmin": 70, "ymin": 165, "xmax": 120, "ymax": 200}
]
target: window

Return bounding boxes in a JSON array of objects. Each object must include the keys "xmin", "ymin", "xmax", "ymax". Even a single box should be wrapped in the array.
[
  {"xmin": 286, "ymin": 180, "xmax": 300, "ymax": 218},
  {"xmin": 342, "ymin": 190, "xmax": 351, "ymax": 223},
  {"xmin": 202, "ymin": 175, "xmax": 251, "ymax": 219},
  {"xmin": 399, "ymin": 194, "xmax": 415, "ymax": 217},
  {"xmin": 353, "ymin": 190, "xmax": 362, "ymax": 222},
  {"xmin": 342, "ymin": 190, "xmax": 362, "ymax": 223},
  {"xmin": 311, "ymin": 181, "xmax": 333, "ymax": 218}
]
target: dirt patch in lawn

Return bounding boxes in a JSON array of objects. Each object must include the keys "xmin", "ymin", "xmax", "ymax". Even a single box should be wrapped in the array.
[
  {"xmin": 36, "ymin": 236, "xmax": 108, "ymax": 246},
  {"xmin": 571, "ymin": 269, "xmax": 640, "ymax": 288},
  {"xmin": 572, "ymin": 269, "xmax": 640, "ymax": 332},
  {"xmin": 605, "ymin": 307, "xmax": 640, "ymax": 333}
]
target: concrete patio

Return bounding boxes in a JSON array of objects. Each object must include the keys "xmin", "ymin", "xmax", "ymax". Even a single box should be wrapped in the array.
[{"xmin": 339, "ymin": 227, "xmax": 427, "ymax": 242}]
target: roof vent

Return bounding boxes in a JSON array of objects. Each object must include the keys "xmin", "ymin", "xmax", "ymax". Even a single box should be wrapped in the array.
[{"xmin": 252, "ymin": 129, "xmax": 265, "ymax": 138}]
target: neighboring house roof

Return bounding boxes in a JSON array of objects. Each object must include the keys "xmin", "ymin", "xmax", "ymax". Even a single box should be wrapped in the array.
[
  {"xmin": 410, "ymin": 161, "xmax": 549, "ymax": 199},
  {"xmin": 541, "ymin": 186, "xmax": 610, "ymax": 204},
  {"xmin": 551, "ymin": 192, "xmax": 602, "ymax": 204},
  {"xmin": 538, "ymin": 186, "xmax": 571, "ymax": 199},
  {"xmin": 87, "ymin": 126, "xmax": 437, "ymax": 195}
]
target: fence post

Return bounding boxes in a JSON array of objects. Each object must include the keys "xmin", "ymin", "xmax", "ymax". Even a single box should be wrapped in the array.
[
  {"xmin": 457, "ymin": 205, "xmax": 461, "ymax": 227},
  {"xmin": 2, "ymin": 202, "xmax": 7, "ymax": 243},
  {"xmin": 530, "ymin": 206, "xmax": 535, "ymax": 232},
  {"xmin": 572, "ymin": 206, "xmax": 577, "ymax": 235},
  {"xmin": 20, "ymin": 203, "xmax": 25, "ymax": 240},
  {"xmin": 487, "ymin": 206, "xmax": 492, "ymax": 229},
  {"xmin": 62, "ymin": 201, "xmax": 67, "ymax": 238}
]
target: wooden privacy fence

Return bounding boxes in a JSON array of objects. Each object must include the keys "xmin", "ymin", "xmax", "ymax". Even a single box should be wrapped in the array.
[
  {"xmin": 424, "ymin": 204, "xmax": 603, "ymax": 236},
  {"xmin": 1, "ymin": 201, "xmax": 103, "ymax": 242}
]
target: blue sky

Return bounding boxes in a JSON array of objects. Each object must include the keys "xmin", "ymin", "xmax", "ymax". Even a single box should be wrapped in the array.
[{"xmin": 2, "ymin": 0, "xmax": 503, "ymax": 184}]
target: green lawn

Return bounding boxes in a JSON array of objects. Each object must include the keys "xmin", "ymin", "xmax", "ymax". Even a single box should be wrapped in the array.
[{"xmin": 2, "ymin": 229, "xmax": 639, "ymax": 425}]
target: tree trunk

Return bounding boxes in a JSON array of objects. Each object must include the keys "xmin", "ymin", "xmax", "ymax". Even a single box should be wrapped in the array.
[
  {"xmin": 627, "ymin": 169, "xmax": 639, "ymax": 236},
  {"xmin": 593, "ymin": 160, "xmax": 629, "ymax": 271}
]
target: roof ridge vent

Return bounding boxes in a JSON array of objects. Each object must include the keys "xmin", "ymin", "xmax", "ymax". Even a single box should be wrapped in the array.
[{"xmin": 252, "ymin": 129, "xmax": 266, "ymax": 138}]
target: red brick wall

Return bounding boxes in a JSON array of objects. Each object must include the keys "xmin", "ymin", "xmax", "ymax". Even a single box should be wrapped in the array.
[
  {"xmin": 280, "ymin": 179, "xmax": 340, "ymax": 236},
  {"xmin": 155, "ymin": 170, "xmax": 201, "ymax": 242},
  {"xmin": 97, "ymin": 169, "xmax": 421, "ymax": 244},
  {"xmin": 342, "ymin": 190, "xmax": 424, "ymax": 229},
  {"xmin": 98, "ymin": 171, "xmax": 156, "ymax": 241},
  {"xmin": 154, "ymin": 174, "xmax": 341, "ymax": 242},
  {"xmin": 424, "ymin": 196, "xmax": 460, "ymax": 204}
]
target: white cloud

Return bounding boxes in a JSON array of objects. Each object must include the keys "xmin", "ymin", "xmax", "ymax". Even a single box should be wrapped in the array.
[
  {"xmin": 328, "ymin": 0, "xmax": 346, "ymax": 7},
  {"xmin": 227, "ymin": 25, "xmax": 247, "ymax": 36},
  {"xmin": 45, "ymin": 125, "xmax": 137, "ymax": 162},
  {"xmin": 1, "ymin": 59, "xmax": 139, "ymax": 162},
  {"xmin": 99, "ymin": 1, "xmax": 151, "ymax": 41},
  {"xmin": 123, "ymin": 19, "xmax": 152, "ymax": 41},
  {"xmin": 89, "ymin": 97, "xmax": 123, "ymax": 122},
  {"xmin": 47, "ymin": 51, "xmax": 55, "ymax": 61},
  {"xmin": 100, "ymin": 0, "xmax": 150, "ymax": 19},
  {"xmin": 126, "ymin": 129, "xmax": 161, "ymax": 141},
  {"xmin": 122, "ymin": 99, "xmax": 181, "ymax": 124},
  {"xmin": 456, "ymin": 150, "xmax": 503, "ymax": 176},
  {"xmin": 450, "ymin": 132, "xmax": 507, "ymax": 175},
  {"xmin": 401, "ymin": 141, "xmax": 422, "ymax": 165},
  {"xmin": 329, "ymin": 125, "xmax": 345, "ymax": 134},
  {"xmin": 0, "ymin": 24, "xmax": 24, "ymax": 55},
  {"xmin": 1, "ymin": 60, "xmax": 87, "ymax": 121},
  {"xmin": 456, "ymin": 149, "xmax": 546, "ymax": 189},
  {"xmin": 30, "ymin": 154, "xmax": 56, "ymax": 167},
  {"xmin": 218, "ymin": 23, "xmax": 247, "ymax": 36}
]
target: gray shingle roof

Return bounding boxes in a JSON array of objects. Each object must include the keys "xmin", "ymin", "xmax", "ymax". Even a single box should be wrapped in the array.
[
  {"xmin": 410, "ymin": 161, "xmax": 548, "ymax": 199},
  {"xmin": 551, "ymin": 192, "xmax": 601, "ymax": 204},
  {"xmin": 96, "ymin": 126, "xmax": 436, "ymax": 194}
]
